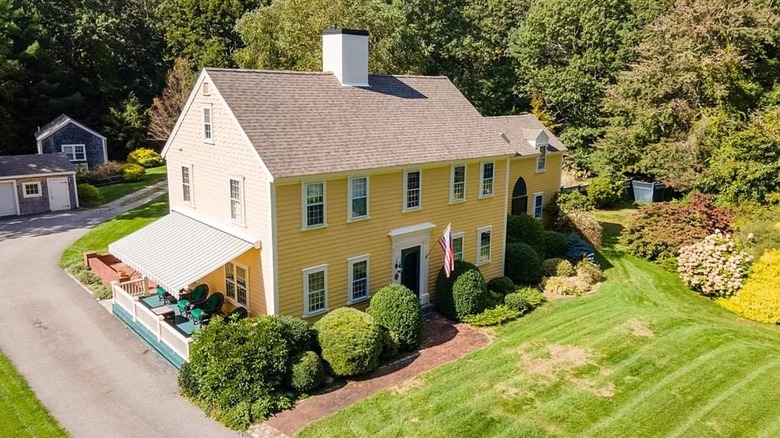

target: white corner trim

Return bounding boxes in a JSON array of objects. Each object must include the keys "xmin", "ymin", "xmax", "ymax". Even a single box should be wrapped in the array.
[{"xmin": 388, "ymin": 222, "xmax": 436, "ymax": 238}]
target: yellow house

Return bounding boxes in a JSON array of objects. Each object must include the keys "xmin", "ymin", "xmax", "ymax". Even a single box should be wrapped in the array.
[{"xmin": 107, "ymin": 28, "xmax": 564, "ymax": 363}]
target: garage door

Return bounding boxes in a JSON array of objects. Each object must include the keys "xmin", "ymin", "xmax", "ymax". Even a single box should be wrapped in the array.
[{"xmin": 0, "ymin": 182, "xmax": 17, "ymax": 216}]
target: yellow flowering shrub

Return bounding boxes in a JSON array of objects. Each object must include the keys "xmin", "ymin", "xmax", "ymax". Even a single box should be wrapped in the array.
[{"xmin": 717, "ymin": 250, "xmax": 780, "ymax": 323}]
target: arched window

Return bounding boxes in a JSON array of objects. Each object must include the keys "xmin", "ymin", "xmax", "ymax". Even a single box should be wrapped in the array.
[{"xmin": 511, "ymin": 177, "xmax": 528, "ymax": 216}]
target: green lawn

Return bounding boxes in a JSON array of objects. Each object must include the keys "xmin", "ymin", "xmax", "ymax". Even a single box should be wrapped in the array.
[
  {"xmin": 60, "ymin": 194, "xmax": 169, "ymax": 269},
  {"xmin": 0, "ymin": 352, "xmax": 68, "ymax": 437},
  {"xmin": 299, "ymin": 210, "xmax": 780, "ymax": 438},
  {"xmin": 97, "ymin": 166, "xmax": 167, "ymax": 205}
]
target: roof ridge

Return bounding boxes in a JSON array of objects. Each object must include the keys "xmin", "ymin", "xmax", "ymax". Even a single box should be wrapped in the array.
[{"xmin": 205, "ymin": 68, "xmax": 331, "ymax": 76}]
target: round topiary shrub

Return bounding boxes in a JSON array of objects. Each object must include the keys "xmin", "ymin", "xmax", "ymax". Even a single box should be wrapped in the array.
[
  {"xmin": 289, "ymin": 351, "xmax": 324, "ymax": 393},
  {"xmin": 486, "ymin": 276, "xmax": 515, "ymax": 296},
  {"xmin": 505, "ymin": 243, "xmax": 542, "ymax": 285},
  {"xmin": 271, "ymin": 314, "xmax": 313, "ymax": 355},
  {"xmin": 506, "ymin": 213, "xmax": 545, "ymax": 254},
  {"xmin": 127, "ymin": 147, "xmax": 165, "ymax": 168},
  {"xmin": 366, "ymin": 284, "xmax": 424, "ymax": 351},
  {"xmin": 542, "ymin": 258, "xmax": 575, "ymax": 278},
  {"xmin": 543, "ymin": 230, "xmax": 569, "ymax": 259},
  {"xmin": 435, "ymin": 260, "xmax": 480, "ymax": 320},
  {"xmin": 77, "ymin": 183, "xmax": 101, "ymax": 207},
  {"xmin": 314, "ymin": 308, "xmax": 383, "ymax": 377},
  {"xmin": 122, "ymin": 163, "xmax": 145, "ymax": 182},
  {"xmin": 380, "ymin": 328, "xmax": 400, "ymax": 359},
  {"xmin": 452, "ymin": 269, "xmax": 487, "ymax": 320}
]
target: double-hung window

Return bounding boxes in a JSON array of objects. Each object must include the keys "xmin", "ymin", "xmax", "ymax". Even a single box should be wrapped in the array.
[
  {"xmin": 480, "ymin": 162, "xmax": 494, "ymax": 197},
  {"xmin": 229, "ymin": 177, "xmax": 244, "ymax": 225},
  {"xmin": 225, "ymin": 262, "xmax": 249, "ymax": 308},
  {"xmin": 533, "ymin": 193, "xmax": 544, "ymax": 220},
  {"xmin": 349, "ymin": 176, "xmax": 368, "ymax": 220},
  {"xmin": 181, "ymin": 165, "xmax": 193, "ymax": 206},
  {"xmin": 303, "ymin": 182, "xmax": 326, "ymax": 228},
  {"xmin": 477, "ymin": 227, "xmax": 492, "ymax": 265},
  {"xmin": 536, "ymin": 144, "xmax": 547, "ymax": 172},
  {"xmin": 450, "ymin": 165, "xmax": 466, "ymax": 202},
  {"xmin": 203, "ymin": 105, "xmax": 213, "ymax": 142},
  {"xmin": 62, "ymin": 144, "xmax": 86, "ymax": 162},
  {"xmin": 348, "ymin": 255, "xmax": 370, "ymax": 303},
  {"xmin": 452, "ymin": 233, "xmax": 464, "ymax": 262},
  {"xmin": 404, "ymin": 170, "xmax": 421, "ymax": 211},
  {"xmin": 303, "ymin": 265, "xmax": 328, "ymax": 316}
]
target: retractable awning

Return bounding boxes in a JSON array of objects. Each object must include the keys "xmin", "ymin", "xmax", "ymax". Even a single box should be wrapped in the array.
[{"xmin": 109, "ymin": 212, "xmax": 254, "ymax": 295}]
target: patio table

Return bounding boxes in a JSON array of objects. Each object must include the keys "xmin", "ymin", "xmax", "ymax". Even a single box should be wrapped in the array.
[{"xmin": 152, "ymin": 306, "xmax": 175, "ymax": 322}]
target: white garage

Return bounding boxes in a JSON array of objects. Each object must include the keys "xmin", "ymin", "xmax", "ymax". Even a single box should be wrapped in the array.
[{"xmin": 0, "ymin": 154, "xmax": 77, "ymax": 217}]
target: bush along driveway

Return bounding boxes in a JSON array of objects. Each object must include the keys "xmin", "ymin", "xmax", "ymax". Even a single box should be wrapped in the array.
[{"xmin": 298, "ymin": 219, "xmax": 780, "ymax": 437}]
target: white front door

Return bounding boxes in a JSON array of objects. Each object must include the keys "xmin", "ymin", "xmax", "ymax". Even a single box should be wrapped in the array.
[
  {"xmin": 0, "ymin": 182, "xmax": 17, "ymax": 216},
  {"xmin": 47, "ymin": 177, "xmax": 71, "ymax": 211}
]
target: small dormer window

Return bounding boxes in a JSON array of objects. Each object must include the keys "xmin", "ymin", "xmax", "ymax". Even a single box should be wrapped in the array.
[
  {"xmin": 203, "ymin": 82, "xmax": 210, "ymax": 95},
  {"xmin": 536, "ymin": 142, "xmax": 547, "ymax": 172}
]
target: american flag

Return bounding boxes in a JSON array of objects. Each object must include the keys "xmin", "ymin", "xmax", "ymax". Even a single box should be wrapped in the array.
[{"xmin": 438, "ymin": 223, "xmax": 454, "ymax": 278}]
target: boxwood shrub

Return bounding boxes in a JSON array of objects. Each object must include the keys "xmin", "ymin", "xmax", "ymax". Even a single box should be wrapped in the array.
[
  {"xmin": 543, "ymin": 230, "xmax": 569, "ymax": 259},
  {"xmin": 271, "ymin": 314, "xmax": 313, "ymax": 355},
  {"xmin": 452, "ymin": 269, "xmax": 487, "ymax": 320},
  {"xmin": 367, "ymin": 284, "xmax": 423, "ymax": 351},
  {"xmin": 314, "ymin": 308, "xmax": 383, "ymax": 376},
  {"xmin": 289, "ymin": 351, "xmax": 324, "ymax": 393},
  {"xmin": 435, "ymin": 260, "xmax": 480, "ymax": 320},
  {"xmin": 506, "ymin": 213, "xmax": 545, "ymax": 254},
  {"xmin": 77, "ymin": 183, "xmax": 101, "ymax": 207},
  {"xmin": 486, "ymin": 276, "xmax": 515, "ymax": 296},
  {"xmin": 505, "ymin": 242, "xmax": 542, "ymax": 284}
]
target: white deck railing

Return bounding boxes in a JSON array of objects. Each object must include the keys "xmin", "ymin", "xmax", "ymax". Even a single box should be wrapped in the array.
[
  {"xmin": 112, "ymin": 280, "xmax": 193, "ymax": 361},
  {"xmin": 117, "ymin": 278, "xmax": 148, "ymax": 297}
]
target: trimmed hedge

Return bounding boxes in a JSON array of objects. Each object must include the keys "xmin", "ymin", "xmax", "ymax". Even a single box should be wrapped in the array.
[
  {"xmin": 289, "ymin": 351, "xmax": 324, "ymax": 393},
  {"xmin": 77, "ymin": 183, "xmax": 101, "ymax": 207},
  {"xmin": 505, "ymin": 243, "xmax": 542, "ymax": 284},
  {"xmin": 127, "ymin": 147, "xmax": 164, "ymax": 168},
  {"xmin": 486, "ymin": 276, "xmax": 515, "ymax": 295},
  {"xmin": 367, "ymin": 284, "xmax": 424, "ymax": 351},
  {"xmin": 122, "ymin": 163, "xmax": 145, "ymax": 182},
  {"xmin": 314, "ymin": 308, "xmax": 383, "ymax": 377},
  {"xmin": 507, "ymin": 213, "xmax": 545, "ymax": 254},
  {"xmin": 452, "ymin": 269, "xmax": 487, "ymax": 320},
  {"xmin": 543, "ymin": 230, "xmax": 569, "ymax": 259},
  {"xmin": 435, "ymin": 260, "xmax": 480, "ymax": 320},
  {"xmin": 542, "ymin": 258, "xmax": 575, "ymax": 278}
]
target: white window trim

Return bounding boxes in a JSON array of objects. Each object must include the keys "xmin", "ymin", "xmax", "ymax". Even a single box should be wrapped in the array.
[
  {"xmin": 452, "ymin": 232, "xmax": 465, "ymax": 262},
  {"xmin": 479, "ymin": 161, "xmax": 495, "ymax": 198},
  {"xmin": 203, "ymin": 104, "xmax": 213, "ymax": 143},
  {"xmin": 449, "ymin": 164, "xmax": 467, "ymax": 203},
  {"xmin": 347, "ymin": 255, "xmax": 371, "ymax": 304},
  {"xmin": 224, "ymin": 262, "xmax": 250, "ymax": 311},
  {"xmin": 403, "ymin": 169, "xmax": 422, "ymax": 212},
  {"xmin": 536, "ymin": 145, "xmax": 547, "ymax": 172},
  {"xmin": 22, "ymin": 182, "xmax": 42, "ymax": 198},
  {"xmin": 181, "ymin": 163, "xmax": 194, "ymax": 207},
  {"xmin": 347, "ymin": 176, "xmax": 369, "ymax": 222},
  {"xmin": 533, "ymin": 192, "xmax": 544, "ymax": 220},
  {"xmin": 303, "ymin": 264, "xmax": 328, "ymax": 317},
  {"xmin": 476, "ymin": 226, "xmax": 493, "ymax": 266},
  {"xmin": 229, "ymin": 175, "xmax": 245, "ymax": 226},
  {"xmin": 61, "ymin": 144, "xmax": 86, "ymax": 162},
  {"xmin": 301, "ymin": 181, "xmax": 327, "ymax": 230},
  {"xmin": 202, "ymin": 82, "xmax": 210, "ymax": 96}
]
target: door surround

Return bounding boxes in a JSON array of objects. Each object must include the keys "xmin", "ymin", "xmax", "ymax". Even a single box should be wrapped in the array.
[{"xmin": 389, "ymin": 222, "xmax": 435, "ymax": 305}]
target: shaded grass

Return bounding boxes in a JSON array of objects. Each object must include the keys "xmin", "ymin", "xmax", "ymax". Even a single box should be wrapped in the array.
[
  {"xmin": 0, "ymin": 352, "xmax": 69, "ymax": 437},
  {"xmin": 299, "ymin": 209, "xmax": 780, "ymax": 438},
  {"xmin": 96, "ymin": 166, "xmax": 167, "ymax": 205},
  {"xmin": 60, "ymin": 195, "xmax": 169, "ymax": 299}
]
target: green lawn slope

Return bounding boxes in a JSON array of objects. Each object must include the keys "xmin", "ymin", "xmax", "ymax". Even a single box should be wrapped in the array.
[{"xmin": 299, "ymin": 210, "xmax": 780, "ymax": 438}]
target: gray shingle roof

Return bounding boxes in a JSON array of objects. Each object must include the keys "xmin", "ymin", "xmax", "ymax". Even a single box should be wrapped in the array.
[
  {"xmin": 484, "ymin": 115, "xmax": 567, "ymax": 156},
  {"xmin": 206, "ymin": 69, "xmax": 517, "ymax": 178},
  {"xmin": 34, "ymin": 114, "xmax": 105, "ymax": 141},
  {"xmin": 0, "ymin": 154, "xmax": 75, "ymax": 178}
]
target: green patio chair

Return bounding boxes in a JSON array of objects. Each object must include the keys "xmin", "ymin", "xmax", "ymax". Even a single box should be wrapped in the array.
[
  {"xmin": 156, "ymin": 286, "xmax": 166, "ymax": 303},
  {"xmin": 227, "ymin": 306, "xmax": 248, "ymax": 321},
  {"xmin": 177, "ymin": 284, "xmax": 209, "ymax": 317},
  {"xmin": 191, "ymin": 293, "xmax": 225, "ymax": 326}
]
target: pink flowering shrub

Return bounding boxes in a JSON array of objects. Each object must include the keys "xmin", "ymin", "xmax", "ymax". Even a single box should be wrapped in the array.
[{"xmin": 677, "ymin": 231, "xmax": 752, "ymax": 297}]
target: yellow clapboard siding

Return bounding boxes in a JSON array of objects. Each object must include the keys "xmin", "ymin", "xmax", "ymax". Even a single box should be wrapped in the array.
[{"xmin": 509, "ymin": 153, "xmax": 563, "ymax": 217}]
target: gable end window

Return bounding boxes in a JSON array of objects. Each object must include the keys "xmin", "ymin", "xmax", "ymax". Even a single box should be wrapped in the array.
[
  {"xmin": 203, "ymin": 105, "xmax": 213, "ymax": 142},
  {"xmin": 225, "ymin": 262, "xmax": 249, "ymax": 309},
  {"xmin": 22, "ymin": 182, "xmax": 42, "ymax": 198},
  {"xmin": 62, "ymin": 144, "xmax": 86, "ymax": 162},
  {"xmin": 181, "ymin": 165, "xmax": 193, "ymax": 206},
  {"xmin": 229, "ymin": 177, "xmax": 244, "ymax": 225},
  {"xmin": 450, "ymin": 165, "xmax": 466, "ymax": 202},
  {"xmin": 452, "ymin": 232, "xmax": 464, "ymax": 262},
  {"xmin": 349, "ymin": 176, "xmax": 369, "ymax": 220},
  {"xmin": 303, "ymin": 182, "xmax": 326, "ymax": 229},
  {"xmin": 480, "ymin": 162, "xmax": 494, "ymax": 197},
  {"xmin": 348, "ymin": 255, "xmax": 370, "ymax": 303},
  {"xmin": 533, "ymin": 193, "xmax": 544, "ymax": 220},
  {"xmin": 536, "ymin": 144, "xmax": 547, "ymax": 172},
  {"xmin": 303, "ymin": 265, "xmax": 328, "ymax": 316},
  {"xmin": 477, "ymin": 226, "xmax": 492, "ymax": 265},
  {"xmin": 404, "ymin": 170, "xmax": 421, "ymax": 211}
]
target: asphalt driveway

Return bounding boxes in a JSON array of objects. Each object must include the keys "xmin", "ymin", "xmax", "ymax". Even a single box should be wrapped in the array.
[{"xmin": 0, "ymin": 205, "xmax": 239, "ymax": 437}]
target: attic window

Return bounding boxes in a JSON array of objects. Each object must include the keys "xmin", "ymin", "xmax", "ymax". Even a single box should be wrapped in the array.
[{"xmin": 202, "ymin": 82, "xmax": 210, "ymax": 96}]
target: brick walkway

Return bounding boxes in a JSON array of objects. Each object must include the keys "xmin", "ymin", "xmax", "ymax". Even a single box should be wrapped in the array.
[{"xmin": 256, "ymin": 313, "xmax": 490, "ymax": 437}]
